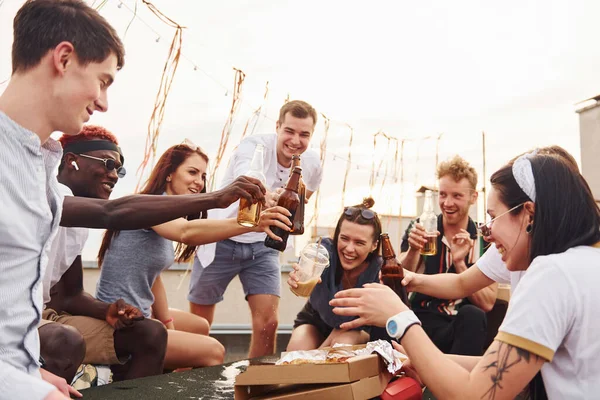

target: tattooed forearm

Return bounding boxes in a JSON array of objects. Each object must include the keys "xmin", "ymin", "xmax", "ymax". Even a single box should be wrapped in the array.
[{"xmin": 480, "ymin": 343, "xmax": 539, "ymax": 400}]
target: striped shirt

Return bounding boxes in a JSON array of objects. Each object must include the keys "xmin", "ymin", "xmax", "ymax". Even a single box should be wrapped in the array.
[{"xmin": 0, "ymin": 111, "xmax": 62, "ymax": 398}]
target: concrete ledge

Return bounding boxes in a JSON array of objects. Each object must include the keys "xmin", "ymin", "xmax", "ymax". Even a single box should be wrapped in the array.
[{"xmin": 211, "ymin": 324, "xmax": 293, "ymax": 335}]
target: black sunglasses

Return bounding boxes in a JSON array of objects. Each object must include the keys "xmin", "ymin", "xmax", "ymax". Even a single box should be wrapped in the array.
[
  {"xmin": 78, "ymin": 154, "xmax": 127, "ymax": 178},
  {"xmin": 344, "ymin": 206, "xmax": 376, "ymax": 220}
]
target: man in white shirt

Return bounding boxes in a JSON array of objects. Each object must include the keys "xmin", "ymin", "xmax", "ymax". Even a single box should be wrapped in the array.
[
  {"xmin": 0, "ymin": 2, "xmax": 126, "ymax": 399},
  {"xmin": 0, "ymin": 2, "xmax": 266, "ymax": 398},
  {"xmin": 189, "ymin": 100, "xmax": 324, "ymax": 358}
]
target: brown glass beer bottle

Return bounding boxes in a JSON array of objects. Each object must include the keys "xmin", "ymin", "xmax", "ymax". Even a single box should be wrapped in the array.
[
  {"xmin": 264, "ymin": 166, "xmax": 301, "ymax": 252},
  {"xmin": 289, "ymin": 155, "xmax": 305, "ymax": 235},
  {"xmin": 380, "ymin": 233, "xmax": 410, "ymax": 306}
]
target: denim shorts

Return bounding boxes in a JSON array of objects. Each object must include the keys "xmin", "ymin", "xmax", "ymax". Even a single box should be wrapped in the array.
[{"xmin": 188, "ymin": 239, "xmax": 282, "ymax": 305}]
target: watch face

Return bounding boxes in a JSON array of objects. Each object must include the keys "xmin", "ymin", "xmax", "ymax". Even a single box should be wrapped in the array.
[{"xmin": 387, "ymin": 319, "xmax": 398, "ymax": 336}]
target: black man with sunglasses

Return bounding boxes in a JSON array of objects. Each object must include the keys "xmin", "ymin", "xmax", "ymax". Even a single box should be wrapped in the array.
[{"xmin": 38, "ymin": 126, "xmax": 267, "ymax": 386}]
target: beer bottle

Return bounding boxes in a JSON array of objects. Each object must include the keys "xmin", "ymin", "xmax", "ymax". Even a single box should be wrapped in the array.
[
  {"xmin": 237, "ymin": 144, "xmax": 266, "ymax": 227},
  {"xmin": 419, "ymin": 190, "xmax": 438, "ymax": 256},
  {"xmin": 264, "ymin": 166, "xmax": 301, "ymax": 252},
  {"xmin": 289, "ymin": 155, "xmax": 305, "ymax": 235},
  {"xmin": 380, "ymin": 233, "xmax": 410, "ymax": 306}
]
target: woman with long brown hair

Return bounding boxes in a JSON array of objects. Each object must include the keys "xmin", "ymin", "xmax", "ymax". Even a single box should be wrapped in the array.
[
  {"xmin": 286, "ymin": 197, "xmax": 383, "ymax": 350},
  {"xmin": 96, "ymin": 141, "xmax": 291, "ymax": 369}
]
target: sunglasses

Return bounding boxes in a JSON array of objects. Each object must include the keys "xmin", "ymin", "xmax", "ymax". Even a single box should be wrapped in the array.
[
  {"xmin": 477, "ymin": 203, "xmax": 524, "ymax": 237},
  {"xmin": 180, "ymin": 138, "xmax": 205, "ymax": 153},
  {"xmin": 344, "ymin": 207, "xmax": 377, "ymax": 220},
  {"xmin": 78, "ymin": 154, "xmax": 126, "ymax": 178}
]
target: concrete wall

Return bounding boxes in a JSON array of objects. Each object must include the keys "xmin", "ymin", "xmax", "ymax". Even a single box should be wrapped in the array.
[
  {"xmin": 83, "ymin": 268, "xmax": 306, "ymax": 327},
  {"xmin": 577, "ymin": 99, "xmax": 600, "ymax": 201}
]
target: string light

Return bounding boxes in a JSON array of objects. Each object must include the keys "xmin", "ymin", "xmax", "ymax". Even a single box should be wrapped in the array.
[{"xmin": 101, "ymin": 0, "xmax": 484, "ymax": 218}]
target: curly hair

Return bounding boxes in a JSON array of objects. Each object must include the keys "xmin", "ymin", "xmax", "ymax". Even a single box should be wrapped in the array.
[
  {"xmin": 58, "ymin": 125, "xmax": 118, "ymax": 147},
  {"xmin": 437, "ymin": 155, "xmax": 477, "ymax": 190}
]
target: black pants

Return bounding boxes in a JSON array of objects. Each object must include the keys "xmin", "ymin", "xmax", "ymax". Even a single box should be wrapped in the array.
[{"xmin": 417, "ymin": 305, "xmax": 487, "ymax": 356}]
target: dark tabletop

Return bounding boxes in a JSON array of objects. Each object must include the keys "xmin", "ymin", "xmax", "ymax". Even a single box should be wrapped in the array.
[
  {"xmin": 80, "ymin": 357, "xmax": 436, "ymax": 400},
  {"xmin": 79, "ymin": 357, "xmax": 277, "ymax": 400}
]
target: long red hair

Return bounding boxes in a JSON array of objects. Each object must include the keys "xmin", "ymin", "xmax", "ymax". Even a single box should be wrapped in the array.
[{"xmin": 98, "ymin": 144, "xmax": 209, "ymax": 266}]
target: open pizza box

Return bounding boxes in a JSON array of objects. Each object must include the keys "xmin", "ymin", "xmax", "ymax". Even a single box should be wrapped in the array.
[{"xmin": 234, "ymin": 343, "xmax": 399, "ymax": 400}]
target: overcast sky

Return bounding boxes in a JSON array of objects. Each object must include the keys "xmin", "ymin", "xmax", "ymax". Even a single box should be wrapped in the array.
[{"xmin": 1, "ymin": 0, "xmax": 599, "ymax": 259}]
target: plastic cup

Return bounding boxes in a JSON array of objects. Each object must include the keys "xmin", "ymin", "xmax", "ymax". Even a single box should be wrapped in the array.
[{"xmin": 290, "ymin": 242, "xmax": 330, "ymax": 297}]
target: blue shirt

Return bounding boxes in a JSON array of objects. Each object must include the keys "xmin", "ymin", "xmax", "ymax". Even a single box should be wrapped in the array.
[
  {"xmin": 0, "ymin": 112, "xmax": 62, "ymax": 398},
  {"xmin": 308, "ymin": 238, "xmax": 382, "ymax": 330}
]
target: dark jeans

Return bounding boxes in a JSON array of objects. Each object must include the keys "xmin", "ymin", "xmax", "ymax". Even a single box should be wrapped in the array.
[{"xmin": 417, "ymin": 305, "xmax": 487, "ymax": 356}]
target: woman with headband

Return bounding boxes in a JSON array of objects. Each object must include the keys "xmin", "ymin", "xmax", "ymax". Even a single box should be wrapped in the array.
[{"xmin": 330, "ymin": 151, "xmax": 600, "ymax": 399}]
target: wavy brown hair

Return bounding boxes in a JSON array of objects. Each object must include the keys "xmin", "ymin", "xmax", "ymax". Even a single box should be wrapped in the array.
[{"xmin": 98, "ymin": 144, "xmax": 209, "ymax": 266}]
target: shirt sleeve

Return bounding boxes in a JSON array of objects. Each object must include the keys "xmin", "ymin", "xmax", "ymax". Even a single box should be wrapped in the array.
[
  {"xmin": 495, "ymin": 259, "xmax": 574, "ymax": 362},
  {"xmin": 304, "ymin": 153, "xmax": 323, "ymax": 193},
  {"xmin": 476, "ymin": 244, "xmax": 510, "ymax": 284},
  {"xmin": 228, "ymin": 139, "xmax": 257, "ymax": 183},
  {"xmin": 0, "ymin": 363, "xmax": 55, "ymax": 400}
]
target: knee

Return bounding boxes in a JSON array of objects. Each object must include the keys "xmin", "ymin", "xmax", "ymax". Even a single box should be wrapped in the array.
[
  {"xmin": 127, "ymin": 319, "xmax": 168, "ymax": 356},
  {"xmin": 187, "ymin": 316, "xmax": 210, "ymax": 336},
  {"xmin": 253, "ymin": 315, "xmax": 278, "ymax": 335},
  {"xmin": 203, "ymin": 339, "xmax": 226, "ymax": 366},
  {"xmin": 40, "ymin": 324, "xmax": 86, "ymax": 368}
]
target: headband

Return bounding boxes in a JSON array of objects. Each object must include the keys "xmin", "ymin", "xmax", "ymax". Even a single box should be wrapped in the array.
[
  {"xmin": 62, "ymin": 140, "xmax": 124, "ymax": 164},
  {"xmin": 512, "ymin": 149, "xmax": 537, "ymax": 202}
]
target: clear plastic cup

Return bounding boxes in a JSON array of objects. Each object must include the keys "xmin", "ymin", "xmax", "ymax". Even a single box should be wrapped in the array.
[{"xmin": 290, "ymin": 242, "xmax": 330, "ymax": 297}]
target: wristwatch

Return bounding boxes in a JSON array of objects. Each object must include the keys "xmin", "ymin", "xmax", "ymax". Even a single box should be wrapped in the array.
[{"xmin": 386, "ymin": 310, "xmax": 422, "ymax": 340}]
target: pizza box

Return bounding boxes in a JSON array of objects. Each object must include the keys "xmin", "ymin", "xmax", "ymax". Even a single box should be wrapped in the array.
[
  {"xmin": 234, "ymin": 353, "xmax": 383, "ymax": 386},
  {"xmin": 234, "ymin": 372, "xmax": 390, "ymax": 400}
]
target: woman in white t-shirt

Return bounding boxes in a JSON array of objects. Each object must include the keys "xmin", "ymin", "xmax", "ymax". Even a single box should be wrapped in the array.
[
  {"xmin": 400, "ymin": 145, "xmax": 578, "ymax": 300},
  {"xmin": 330, "ymin": 151, "xmax": 600, "ymax": 399}
]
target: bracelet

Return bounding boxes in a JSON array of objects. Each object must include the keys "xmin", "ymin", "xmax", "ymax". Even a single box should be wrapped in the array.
[{"xmin": 162, "ymin": 317, "xmax": 174, "ymax": 325}]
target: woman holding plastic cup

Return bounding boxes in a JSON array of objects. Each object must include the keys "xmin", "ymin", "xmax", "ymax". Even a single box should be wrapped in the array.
[{"xmin": 286, "ymin": 197, "xmax": 383, "ymax": 350}]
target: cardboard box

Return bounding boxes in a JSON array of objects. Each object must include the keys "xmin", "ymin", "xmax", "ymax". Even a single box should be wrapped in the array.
[
  {"xmin": 235, "ymin": 353, "xmax": 382, "ymax": 385},
  {"xmin": 235, "ymin": 373, "xmax": 389, "ymax": 400},
  {"xmin": 234, "ymin": 350, "xmax": 391, "ymax": 400}
]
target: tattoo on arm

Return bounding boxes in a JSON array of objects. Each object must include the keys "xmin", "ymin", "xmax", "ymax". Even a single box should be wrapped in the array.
[{"xmin": 481, "ymin": 343, "xmax": 540, "ymax": 400}]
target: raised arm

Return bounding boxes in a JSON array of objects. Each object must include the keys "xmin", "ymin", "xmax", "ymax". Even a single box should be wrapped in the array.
[
  {"xmin": 405, "ymin": 265, "xmax": 496, "ymax": 304},
  {"xmin": 448, "ymin": 231, "xmax": 498, "ymax": 312},
  {"xmin": 60, "ymin": 176, "xmax": 265, "ymax": 230},
  {"xmin": 152, "ymin": 206, "xmax": 293, "ymax": 246}
]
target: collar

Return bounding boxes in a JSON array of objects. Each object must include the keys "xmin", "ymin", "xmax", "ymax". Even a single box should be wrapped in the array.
[{"xmin": 438, "ymin": 214, "xmax": 478, "ymax": 247}]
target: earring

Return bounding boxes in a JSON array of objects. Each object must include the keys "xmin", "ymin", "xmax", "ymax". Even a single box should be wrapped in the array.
[
  {"xmin": 526, "ymin": 223, "xmax": 533, "ymax": 235},
  {"xmin": 71, "ymin": 161, "xmax": 79, "ymax": 171},
  {"xmin": 166, "ymin": 176, "xmax": 171, "ymax": 182}
]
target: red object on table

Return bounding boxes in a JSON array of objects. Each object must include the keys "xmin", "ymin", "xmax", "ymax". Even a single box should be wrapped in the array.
[{"xmin": 380, "ymin": 376, "xmax": 422, "ymax": 400}]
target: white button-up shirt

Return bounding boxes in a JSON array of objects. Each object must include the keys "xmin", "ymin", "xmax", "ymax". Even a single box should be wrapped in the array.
[
  {"xmin": 197, "ymin": 133, "xmax": 323, "ymax": 266},
  {"xmin": 0, "ymin": 111, "xmax": 62, "ymax": 398},
  {"xmin": 42, "ymin": 184, "xmax": 89, "ymax": 306}
]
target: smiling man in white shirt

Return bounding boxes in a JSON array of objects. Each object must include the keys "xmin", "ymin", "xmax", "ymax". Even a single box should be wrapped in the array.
[{"xmin": 189, "ymin": 100, "xmax": 324, "ymax": 358}]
